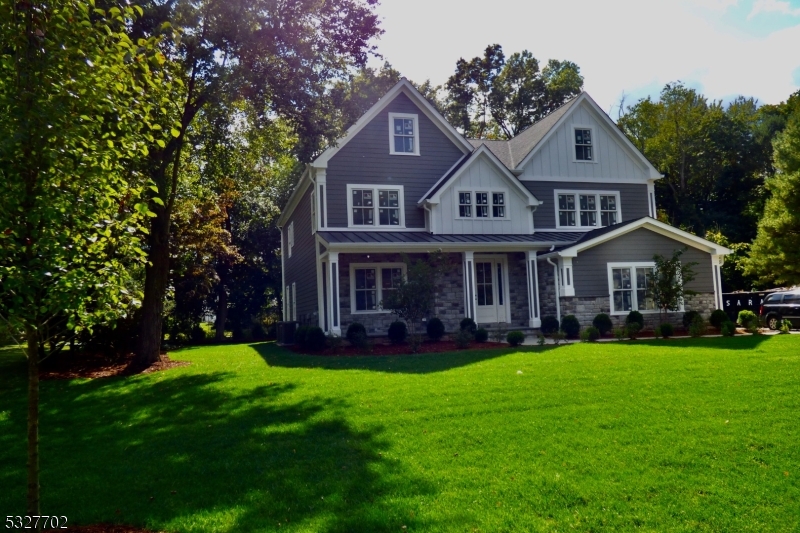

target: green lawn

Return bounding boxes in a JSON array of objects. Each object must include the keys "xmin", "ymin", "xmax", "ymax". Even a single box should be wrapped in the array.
[{"xmin": 1, "ymin": 336, "xmax": 798, "ymax": 532}]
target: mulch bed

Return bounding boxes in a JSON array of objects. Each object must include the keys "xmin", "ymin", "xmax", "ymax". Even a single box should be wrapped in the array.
[
  {"xmin": 45, "ymin": 526, "xmax": 159, "ymax": 533},
  {"xmin": 288, "ymin": 339, "xmax": 508, "ymax": 357},
  {"xmin": 40, "ymin": 351, "xmax": 189, "ymax": 380}
]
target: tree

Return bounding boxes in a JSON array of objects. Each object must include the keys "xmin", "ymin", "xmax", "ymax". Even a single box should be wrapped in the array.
[
  {"xmin": 651, "ymin": 249, "xmax": 698, "ymax": 322},
  {"xmin": 746, "ymin": 104, "xmax": 800, "ymax": 286},
  {"xmin": 382, "ymin": 255, "xmax": 436, "ymax": 352},
  {"xmin": 131, "ymin": 0, "xmax": 382, "ymax": 367},
  {"xmin": 0, "ymin": 1, "xmax": 170, "ymax": 514}
]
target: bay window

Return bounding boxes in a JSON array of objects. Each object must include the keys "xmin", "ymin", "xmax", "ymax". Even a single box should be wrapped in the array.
[{"xmin": 556, "ymin": 190, "xmax": 621, "ymax": 229}]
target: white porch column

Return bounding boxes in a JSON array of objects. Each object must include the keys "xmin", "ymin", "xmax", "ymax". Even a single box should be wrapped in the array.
[
  {"xmin": 463, "ymin": 251, "xmax": 476, "ymax": 321},
  {"xmin": 559, "ymin": 257, "xmax": 575, "ymax": 297},
  {"xmin": 711, "ymin": 254, "xmax": 724, "ymax": 310},
  {"xmin": 526, "ymin": 251, "xmax": 541, "ymax": 328},
  {"xmin": 328, "ymin": 252, "xmax": 341, "ymax": 335}
]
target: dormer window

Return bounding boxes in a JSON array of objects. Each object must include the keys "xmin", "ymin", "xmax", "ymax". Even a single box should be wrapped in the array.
[
  {"xmin": 575, "ymin": 128, "xmax": 593, "ymax": 161},
  {"xmin": 389, "ymin": 113, "xmax": 419, "ymax": 156},
  {"xmin": 456, "ymin": 190, "xmax": 508, "ymax": 219}
]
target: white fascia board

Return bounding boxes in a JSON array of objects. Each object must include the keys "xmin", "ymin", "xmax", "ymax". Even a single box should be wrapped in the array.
[
  {"xmin": 427, "ymin": 145, "xmax": 541, "ymax": 207},
  {"xmin": 277, "ymin": 166, "xmax": 312, "ymax": 229},
  {"xmin": 311, "ymin": 79, "xmax": 472, "ymax": 170},
  {"xmin": 324, "ymin": 241, "xmax": 550, "ymax": 253}
]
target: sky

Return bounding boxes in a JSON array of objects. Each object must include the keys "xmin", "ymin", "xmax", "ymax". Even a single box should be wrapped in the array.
[{"xmin": 368, "ymin": 0, "xmax": 800, "ymax": 117}]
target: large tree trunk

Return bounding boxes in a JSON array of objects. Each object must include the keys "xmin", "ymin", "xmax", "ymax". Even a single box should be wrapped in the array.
[
  {"xmin": 134, "ymin": 204, "xmax": 171, "ymax": 368},
  {"xmin": 26, "ymin": 324, "xmax": 39, "ymax": 516}
]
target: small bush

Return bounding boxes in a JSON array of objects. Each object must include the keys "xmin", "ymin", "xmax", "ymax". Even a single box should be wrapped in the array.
[
  {"xmin": 682, "ymin": 311, "xmax": 700, "ymax": 329},
  {"xmin": 613, "ymin": 327, "xmax": 626, "ymax": 341},
  {"xmin": 326, "ymin": 333, "xmax": 343, "ymax": 352},
  {"xmin": 475, "ymin": 328, "xmax": 489, "ymax": 343},
  {"xmin": 660, "ymin": 323, "xmax": 674, "ymax": 338},
  {"xmin": 346, "ymin": 322, "xmax": 367, "ymax": 345},
  {"xmin": 541, "ymin": 316, "xmax": 559, "ymax": 336},
  {"xmin": 460, "ymin": 317, "xmax": 477, "ymax": 334},
  {"xmin": 625, "ymin": 322, "xmax": 641, "ymax": 340},
  {"xmin": 779, "ymin": 319, "xmax": 792, "ymax": 334},
  {"xmin": 191, "ymin": 325, "xmax": 207, "ymax": 344},
  {"xmin": 552, "ymin": 331, "xmax": 566, "ymax": 345},
  {"xmin": 581, "ymin": 326, "xmax": 600, "ymax": 342},
  {"xmin": 388, "ymin": 321, "xmax": 408, "ymax": 344},
  {"xmin": 625, "ymin": 310, "xmax": 644, "ymax": 330},
  {"xmin": 689, "ymin": 314, "xmax": 706, "ymax": 337},
  {"xmin": 507, "ymin": 330, "xmax": 525, "ymax": 346},
  {"xmin": 305, "ymin": 327, "xmax": 327, "ymax": 351},
  {"xmin": 592, "ymin": 313, "xmax": 613, "ymax": 336},
  {"xmin": 560, "ymin": 315, "xmax": 580, "ymax": 339},
  {"xmin": 294, "ymin": 325, "xmax": 309, "ymax": 347},
  {"xmin": 492, "ymin": 324, "xmax": 507, "ymax": 343},
  {"xmin": 737, "ymin": 310, "xmax": 758, "ymax": 329},
  {"xmin": 537, "ymin": 334, "xmax": 546, "ymax": 346},
  {"xmin": 721, "ymin": 321, "xmax": 736, "ymax": 337},
  {"xmin": 709, "ymin": 309, "xmax": 729, "ymax": 330},
  {"xmin": 654, "ymin": 325, "xmax": 662, "ymax": 339},
  {"xmin": 426, "ymin": 317, "xmax": 445, "ymax": 341},
  {"xmin": 454, "ymin": 329, "xmax": 472, "ymax": 349}
]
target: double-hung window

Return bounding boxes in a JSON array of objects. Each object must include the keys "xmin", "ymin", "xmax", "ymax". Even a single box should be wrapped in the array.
[
  {"xmin": 348, "ymin": 185, "xmax": 405, "ymax": 228},
  {"xmin": 351, "ymin": 263, "xmax": 406, "ymax": 313},
  {"xmin": 457, "ymin": 190, "xmax": 507, "ymax": 219},
  {"xmin": 575, "ymin": 128, "xmax": 593, "ymax": 161},
  {"xmin": 556, "ymin": 191, "xmax": 620, "ymax": 229},
  {"xmin": 389, "ymin": 113, "xmax": 419, "ymax": 155},
  {"xmin": 608, "ymin": 263, "xmax": 658, "ymax": 314}
]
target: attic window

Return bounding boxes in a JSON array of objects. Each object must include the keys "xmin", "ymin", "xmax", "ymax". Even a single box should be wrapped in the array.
[
  {"xmin": 389, "ymin": 113, "xmax": 419, "ymax": 156},
  {"xmin": 575, "ymin": 128, "xmax": 593, "ymax": 161}
]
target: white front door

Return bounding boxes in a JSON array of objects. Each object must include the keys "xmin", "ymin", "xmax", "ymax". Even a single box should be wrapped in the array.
[{"xmin": 475, "ymin": 258, "xmax": 508, "ymax": 324}]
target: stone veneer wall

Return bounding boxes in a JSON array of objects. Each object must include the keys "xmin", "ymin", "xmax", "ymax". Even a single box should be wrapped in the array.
[
  {"xmin": 559, "ymin": 293, "xmax": 717, "ymax": 330},
  {"xmin": 505, "ymin": 253, "xmax": 530, "ymax": 328},
  {"xmin": 537, "ymin": 260, "xmax": 557, "ymax": 320}
]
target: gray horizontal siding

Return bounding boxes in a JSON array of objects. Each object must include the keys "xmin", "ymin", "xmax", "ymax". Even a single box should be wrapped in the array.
[
  {"xmin": 522, "ymin": 181, "xmax": 649, "ymax": 229},
  {"xmin": 283, "ymin": 186, "xmax": 318, "ymax": 323},
  {"xmin": 326, "ymin": 93, "xmax": 466, "ymax": 229},
  {"xmin": 572, "ymin": 228, "xmax": 713, "ymax": 297}
]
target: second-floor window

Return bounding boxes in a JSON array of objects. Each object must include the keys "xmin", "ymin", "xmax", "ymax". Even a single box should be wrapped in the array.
[
  {"xmin": 348, "ymin": 185, "xmax": 405, "ymax": 228},
  {"xmin": 389, "ymin": 113, "xmax": 419, "ymax": 155},
  {"xmin": 556, "ymin": 191, "xmax": 620, "ymax": 229},
  {"xmin": 457, "ymin": 190, "xmax": 507, "ymax": 219},
  {"xmin": 575, "ymin": 128, "xmax": 593, "ymax": 161}
]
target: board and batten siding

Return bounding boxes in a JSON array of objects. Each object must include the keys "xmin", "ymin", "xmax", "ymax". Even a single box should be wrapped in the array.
[
  {"xmin": 325, "ymin": 92, "xmax": 466, "ymax": 229},
  {"xmin": 283, "ymin": 186, "xmax": 318, "ymax": 322},
  {"xmin": 571, "ymin": 228, "xmax": 714, "ymax": 298},
  {"xmin": 518, "ymin": 100, "xmax": 649, "ymax": 181},
  {"xmin": 433, "ymin": 154, "xmax": 532, "ymax": 234},
  {"xmin": 523, "ymin": 181, "xmax": 650, "ymax": 230}
]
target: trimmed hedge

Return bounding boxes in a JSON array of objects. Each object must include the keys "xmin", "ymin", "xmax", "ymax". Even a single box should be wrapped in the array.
[
  {"xmin": 506, "ymin": 330, "xmax": 525, "ymax": 346},
  {"xmin": 560, "ymin": 315, "xmax": 580, "ymax": 339},
  {"xmin": 626, "ymin": 310, "xmax": 644, "ymax": 330},
  {"xmin": 346, "ymin": 322, "xmax": 367, "ymax": 345},
  {"xmin": 427, "ymin": 317, "xmax": 445, "ymax": 341},
  {"xmin": 475, "ymin": 328, "xmax": 488, "ymax": 343},
  {"xmin": 592, "ymin": 313, "xmax": 613, "ymax": 336},
  {"xmin": 388, "ymin": 321, "xmax": 407, "ymax": 344},
  {"xmin": 460, "ymin": 317, "xmax": 477, "ymax": 334},
  {"xmin": 710, "ymin": 309, "xmax": 729, "ymax": 330},
  {"xmin": 659, "ymin": 323, "xmax": 674, "ymax": 338},
  {"xmin": 541, "ymin": 316, "xmax": 559, "ymax": 336}
]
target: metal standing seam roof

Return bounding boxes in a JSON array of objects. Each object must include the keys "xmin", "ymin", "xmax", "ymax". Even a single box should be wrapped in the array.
[{"xmin": 317, "ymin": 231, "xmax": 586, "ymax": 246}]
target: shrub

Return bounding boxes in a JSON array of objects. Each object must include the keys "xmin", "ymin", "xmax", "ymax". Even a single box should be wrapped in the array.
[
  {"xmin": 721, "ymin": 321, "xmax": 736, "ymax": 337},
  {"xmin": 388, "ymin": 321, "xmax": 408, "ymax": 344},
  {"xmin": 305, "ymin": 327, "xmax": 327, "ymax": 351},
  {"xmin": 682, "ymin": 310, "xmax": 700, "ymax": 329},
  {"xmin": 582, "ymin": 326, "xmax": 600, "ymax": 342},
  {"xmin": 613, "ymin": 327, "xmax": 626, "ymax": 341},
  {"xmin": 625, "ymin": 322, "xmax": 641, "ymax": 340},
  {"xmin": 346, "ymin": 322, "xmax": 367, "ymax": 345},
  {"xmin": 592, "ymin": 313, "xmax": 613, "ymax": 336},
  {"xmin": 560, "ymin": 315, "xmax": 580, "ymax": 339},
  {"xmin": 191, "ymin": 325, "xmax": 207, "ymax": 344},
  {"xmin": 537, "ymin": 334, "xmax": 546, "ymax": 346},
  {"xmin": 737, "ymin": 309, "xmax": 758, "ymax": 329},
  {"xmin": 709, "ymin": 309, "xmax": 729, "ymax": 330},
  {"xmin": 689, "ymin": 314, "xmax": 706, "ymax": 337},
  {"xmin": 426, "ymin": 317, "xmax": 445, "ymax": 341},
  {"xmin": 294, "ymin": 325, "xmax": 309, "ymax": 347},
  {"xmin": 625, "ymin": 310, "xmax": 644, "ymax": 330},
  {"xmin": 541, "ymin": 316, "xmax": 559, "ymax": 336},
  {"xmin": 492, "ymin": 324, "xmax": 507, "ymax": 343},
  {"xmin": 659, "ymin": 323, "xmax": 674, "ymax": 338},
  {"xmin": 654, "ymin": 325, "xmax": 662, "ymax": 339},
  {"xmin": 460, "ymin": 317, "xmax": 477, "ymax": 334},
  {"xmin": 454, "ymin": 329, "xmax": 472, "ymax": 349},
  {"xmin": 326, "ymin": 333, "xmax": 343, "ymax": 352},
  {"xmin": 475, "ymin": 328, "xmax": 489, "ymax": 342},
  {"xmin": 552, "ymin": 331, "xmax": 566, "ymax": 345},
  {"xmin": 507, "ymin": 330, "xmax": 525, "ymax": 346},
  {"xmin": 780, "ymin": 319, "xmax": 792, "ymax": 334}
]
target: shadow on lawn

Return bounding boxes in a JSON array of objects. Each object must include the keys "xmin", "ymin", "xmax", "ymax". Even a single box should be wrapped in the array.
[
  {"xmin": 253, "ymin": 342, "xmax": 555, "ymax": 374},
  {"xmin": 0, "ymin": 352, "xmax": 436, "ymax": 532},
  {"xmin": 628, "ymin": 334, "xmax": 775, "ymax": 351}
]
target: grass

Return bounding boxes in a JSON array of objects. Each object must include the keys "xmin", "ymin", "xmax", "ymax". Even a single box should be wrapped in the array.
[{"xmin": 0, "ymin": 336, "xmax": 798, "ymax": 532}]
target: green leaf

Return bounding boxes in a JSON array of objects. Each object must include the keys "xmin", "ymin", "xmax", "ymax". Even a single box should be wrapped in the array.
[
  {"xmin": 152, "ymin": 197, "xmax": 164, "ymax": 206},
  {"xmin": 156, "ymin": 139, "xmax": 166, "ymax": 148},
  {"xmin": 170, "ymin": 128, "xmax": 180, "ymax": 138}
]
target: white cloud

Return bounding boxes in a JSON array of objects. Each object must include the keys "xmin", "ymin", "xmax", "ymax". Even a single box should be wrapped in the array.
[
  {"xmin": 369, "ymin": 0, "xmax": 800, "ymax": 113},
  {"xmin": 748, "ymin": 0, "xmax": 800, "ymax": 19}
]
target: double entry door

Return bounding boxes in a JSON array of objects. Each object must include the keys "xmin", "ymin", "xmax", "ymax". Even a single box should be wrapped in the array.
[{"xmin": 474, "ymin": 256, "xmax": 509, "ymax": 324}]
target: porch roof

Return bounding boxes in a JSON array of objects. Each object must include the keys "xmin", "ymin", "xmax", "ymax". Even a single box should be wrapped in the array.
[{"xmin": 317, "ymin": 230, "xmax": 585, "ymax": 250}]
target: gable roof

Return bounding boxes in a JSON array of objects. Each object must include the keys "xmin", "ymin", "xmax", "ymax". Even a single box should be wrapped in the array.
[
  {"xmin": 419, "ymin": 144, "xmax": 541, "ymax": 206},
  {"xmin": 311, "ymin": 78, "xmax": 473, "ymax": 169}
]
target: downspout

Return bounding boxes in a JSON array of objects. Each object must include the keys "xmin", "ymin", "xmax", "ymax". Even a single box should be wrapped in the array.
[{"xmin": 546, "ymin": 257, "xmax": 561, "ymax": 323}]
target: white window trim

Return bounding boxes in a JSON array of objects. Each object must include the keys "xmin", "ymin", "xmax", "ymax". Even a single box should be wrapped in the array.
[
  {"xmin": 572, "ymin": 125, "xmax": 598, "ymax": 164},
  {"xmin": 346, "ymin": 184, "xmax": 406, "ymax": 229},
  {"xmin": 606, "ymin": 261, "xmax": 676, "ymax": 315},
  {"xmin": 287, "ymin": 222, "xmax": 294, "ymax": 258},
  {"xmin": 554, "ymin": 189, "xmax": 621, "ymax": 229},
  {"xmin": 454, "ymin": 189, "xmax": 511, "ymax": 220},
  {"xmin": 310, "ymin": 189, "xmax": 317, "ymax": 234},
  {"xmin": 291, "ymin": 282, "xmax": 297, "ymax": 321},
  {"xmin": 388, "ymin": 112, "xmax": 420, "ymax": 156},
  {"xmin": 349, "ymin": 262, "xmax": 407, "ymax": 314}
]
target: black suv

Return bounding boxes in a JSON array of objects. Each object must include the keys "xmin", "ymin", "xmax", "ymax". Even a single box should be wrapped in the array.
[{"xmin": 760, "ymin": 289, "xmax": 800, "ymax": 330}]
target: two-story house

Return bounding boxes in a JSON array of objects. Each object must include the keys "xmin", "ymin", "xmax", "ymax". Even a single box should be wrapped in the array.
[{"xmin": 277, "ymin": 79, "xmax": 730, "ymax": 336}]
